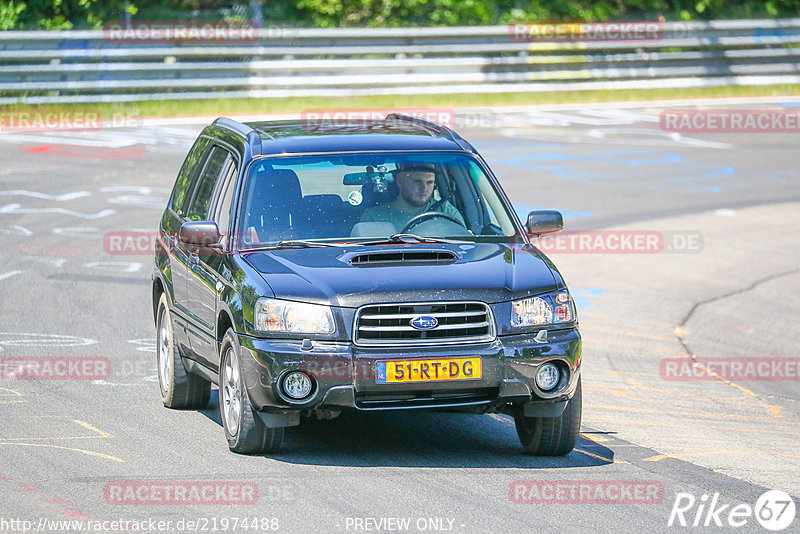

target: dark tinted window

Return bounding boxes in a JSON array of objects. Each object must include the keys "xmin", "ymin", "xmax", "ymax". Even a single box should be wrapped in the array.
[
  {"xmin": 170, "ymin": 136, "xmax": 211, "ymax": 216},
  {"xmin": 186, "ymin": 147, "xmax": 229, "ymax": 221},
  {"xmin": 211, "ymin": 157, "xmax": 238, "ymax": 234}
]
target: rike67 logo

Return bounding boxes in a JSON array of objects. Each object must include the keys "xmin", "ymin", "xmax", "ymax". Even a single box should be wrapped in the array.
[{"xmin": 669, "ymin": 490, "xmax": 796, "ymax": 531}]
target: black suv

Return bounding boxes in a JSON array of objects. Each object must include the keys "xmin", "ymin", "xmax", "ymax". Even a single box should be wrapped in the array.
[{"xmin": 153, "ymin": 114, "xmax": 582, "ymax": 455}]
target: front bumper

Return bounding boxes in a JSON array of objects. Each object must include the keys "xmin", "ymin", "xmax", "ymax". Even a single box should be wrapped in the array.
[{"xmin": 237, "ymin": 328, "xmax": 580, "ymax": 424}]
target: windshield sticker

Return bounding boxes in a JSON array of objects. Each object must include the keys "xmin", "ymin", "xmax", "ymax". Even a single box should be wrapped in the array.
[{"xmin": 347, "ymin": 190, "xmax": 363, "ymax": 206}]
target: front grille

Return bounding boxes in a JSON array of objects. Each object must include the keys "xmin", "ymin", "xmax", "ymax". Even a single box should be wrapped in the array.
[
  {"xmin": 354, "ymin": 301, "xmax": 495, "ymax": 346},
  {"xmin": 350, "ymin": 250, "xmax": 457, "ymax": 266}
]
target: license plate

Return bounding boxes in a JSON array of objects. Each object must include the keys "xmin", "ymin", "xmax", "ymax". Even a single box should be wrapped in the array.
[{"xmin": 375, "ymin": 357, "xmax": 482, "ymax": 384}]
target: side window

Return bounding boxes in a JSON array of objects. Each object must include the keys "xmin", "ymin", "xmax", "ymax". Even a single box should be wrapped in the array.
[
  {"xmin": 186, "ymin": 146, "xmax": 229, "ymax": 221},
  {"xmin": 170, "ymin": 136, "xmax": 211, "ymax": 216},
  {"xmin": 211, "ymin": 156, "xmax": 238, "ymax": 235},
  {"xmin": 467, "ymin": 161, "xmax": 515, "ymax": 235}
]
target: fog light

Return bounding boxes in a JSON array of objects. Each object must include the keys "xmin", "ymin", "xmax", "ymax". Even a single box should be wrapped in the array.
[
  {"xmin": 536, "ymin": 363, "xmax": 560, "ymax": 391},
  {"xmin": 282, "ymin": 371, "xmax": 312, "ymax": 399}
]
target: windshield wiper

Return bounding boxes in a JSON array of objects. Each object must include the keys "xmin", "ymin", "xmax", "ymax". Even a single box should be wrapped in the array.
[
  {"xmin": 242, "ymin": 235, "xmax": 469, "ymax": 251},
  {"xmin": 273, "ymin": 239, "xmax": 340, "ymax": 249},
  {"xmin": 352, "ymin": 233, "xmax": 470, "ymax": 246},
  {"xmin": 240, "ymin": 240, "xmax": 340, "ymax": 251}
]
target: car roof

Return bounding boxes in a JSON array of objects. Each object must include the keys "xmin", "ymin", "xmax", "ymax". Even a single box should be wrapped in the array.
[{"xmin": 211, "ymin": 115, "xmax": 477, "ymax": 157}]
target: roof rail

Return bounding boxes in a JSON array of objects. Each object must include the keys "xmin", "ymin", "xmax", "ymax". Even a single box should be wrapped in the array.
[
  {"xmin": 213, "ymin": 117, "xmax": 262, "ymax": 156},
  {"xmin": 213, "ymin": 117, "xmax": 254, "ymax": 136}
]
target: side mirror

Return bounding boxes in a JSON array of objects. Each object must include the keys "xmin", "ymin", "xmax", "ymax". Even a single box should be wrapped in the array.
[
  {"xmin": 525, "ymin": 210, "xmax": 563, "ymax": 237},
  {"xmin": 179, "ymin": 221, "xmax": 223, "ymax": 251}
]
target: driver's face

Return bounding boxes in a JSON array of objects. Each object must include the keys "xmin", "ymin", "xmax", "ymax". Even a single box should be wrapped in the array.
[{"xmin": 396, "ymin": 171, "xmax": 435, "ymax": 208}]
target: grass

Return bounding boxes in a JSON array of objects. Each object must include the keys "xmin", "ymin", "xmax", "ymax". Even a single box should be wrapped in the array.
[{"xmin": 2, "ymin": 84, "xmax": 800, "ymax": 120}]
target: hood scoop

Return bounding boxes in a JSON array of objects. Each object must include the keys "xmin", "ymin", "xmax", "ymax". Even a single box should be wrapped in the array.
[{"xmin": 350, "ymin": 250, "xmax": 458, "ymax": 267}]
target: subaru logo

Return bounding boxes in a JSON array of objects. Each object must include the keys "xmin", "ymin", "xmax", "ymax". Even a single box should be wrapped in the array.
[{"xmin": 410, "ymin": 316, "xmax": 438, "ymax": 330}]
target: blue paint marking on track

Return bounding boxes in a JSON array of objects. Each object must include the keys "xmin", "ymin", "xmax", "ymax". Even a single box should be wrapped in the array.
[
  {"xmin": 569, "ymin": 287, "xmax": 607, "ymax": 310},
  {"xmin": 475, "ymin": 140, "xmax": 737, "ymax": 193},
  {"xmin": 779, "ymin": 102, "xmax": 800, "ymax": 108}
]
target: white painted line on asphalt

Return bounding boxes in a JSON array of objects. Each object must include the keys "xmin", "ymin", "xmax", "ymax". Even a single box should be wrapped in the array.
[
  {"xmin": 0, "ymin": 132, "xmax": 141, "ymax": 148},
  {"xmin": 100, "ymin": 186, "xmax": 170, "ymax": 194},
  {"xmin": 89, "ymin": 381, "xmax": 153, "ymax": 387},
  {"xmin": 82, "ymin": 261, "xmax": 142, "ymax": 273},
  {"xmin": 0, "ymin": 203, "xmax": 116, "ymax": 219},
  {"xmin": 0, "ymin": 270, "xmax": 23, "ymax": 281},
  {"xmin": 580, "ymin": 108, "xmax": 660, "ymax": 123},
  {"xmin": 22, "ymin": 256, "xmax": 67, "ymax": 268},
  {"xmin": 101, "ymin": 187, "xmax": 171, "ymax": 209},
  {"xmin": 0, "ymin": 190, "xmax": 91, "ymax": 201},
  {"xmin": 128, "ymin": 338, "xmax": 156, "ymax": 353},
  {"xmin": 0, "ymin": 332, "xmax": 98, "ymax": 347},
  {"xmin": 52, "ymin": 227, "xmax": 98, "ymax": 237},
  {"xmin": 106, "ymin": 195, "xmax": 167, "ymax": 209},
  {"xmin": 0, "ymin": 225, "xmax": 32, "ymax": 236},
  {"xmin": 587, "ymin": 128, "xmax": 733, "ymax": 149}
]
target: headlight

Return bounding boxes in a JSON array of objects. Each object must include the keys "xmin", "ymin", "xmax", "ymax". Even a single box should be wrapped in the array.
[
  {"xmin": 254, "ymin": 298, "xmax": 335, "ymax": 334},
  {"xmin": 511, "ymin": 291, "xmax": 574, "ymax": 328}
]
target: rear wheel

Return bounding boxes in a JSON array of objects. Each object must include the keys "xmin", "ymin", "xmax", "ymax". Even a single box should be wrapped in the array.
[
  {"xmin": 514, "ymin": 378, "xmax": 582, "ymax": 456},
  {"xmin": 219, "ymin": 328, "xmax": 283, "ymax": 454},
  {"xmin": 156, "ymin": 293, "xmax": 211, "ymax": 409}
]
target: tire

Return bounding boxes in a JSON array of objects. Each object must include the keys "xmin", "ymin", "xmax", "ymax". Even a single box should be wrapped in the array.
[
  {"xmin": 156, "ymin": 292, "xmax": 211, "ymax": 409},
  {"xmin": 514, "ymin": 378, "xmax": 582, "ymax": 456},
  {"xmin": 218, "ymin": 328, "xmax": 283, "ymax": 454}
]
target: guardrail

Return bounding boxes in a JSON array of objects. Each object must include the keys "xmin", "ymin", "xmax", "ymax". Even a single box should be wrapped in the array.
[{"xmin": 1, "ymin": 19, "xmax": 800, "ymax": 104}]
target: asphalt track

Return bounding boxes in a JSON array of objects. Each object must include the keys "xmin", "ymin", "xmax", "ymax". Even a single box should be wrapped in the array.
[{"xmin": 0, "ymin": 98, "xmax": 798, "ymax": 533}]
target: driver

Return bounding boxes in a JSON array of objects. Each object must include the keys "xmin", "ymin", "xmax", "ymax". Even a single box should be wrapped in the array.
[{"xmin": 359, "ymin": 162, "xmax": 465, "ymax": 231}]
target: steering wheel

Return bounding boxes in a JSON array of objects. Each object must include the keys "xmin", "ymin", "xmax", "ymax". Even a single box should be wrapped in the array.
[{"xmin": 401, "ymin": 211, "xmax": 466, "ymax": 233}]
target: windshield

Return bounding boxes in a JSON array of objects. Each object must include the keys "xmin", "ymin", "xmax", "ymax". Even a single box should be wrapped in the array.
[{"xmin": 236, "ymin": 152, "xmax": 519, "ymax": 248}]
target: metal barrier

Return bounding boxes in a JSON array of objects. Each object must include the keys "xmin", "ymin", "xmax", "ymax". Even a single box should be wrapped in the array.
[{"xmin": 1, "ymin": 19, "xmax": 800, "ymax": 104}]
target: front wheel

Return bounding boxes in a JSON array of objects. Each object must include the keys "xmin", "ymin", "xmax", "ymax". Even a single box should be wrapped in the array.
[
  {"xmin": 156, "ymin": 293, "xmax": 211, "ymax": 409},
  {"xmin": 514, "ymin": 378, "xmax": 582, "ymax": 456},
  {"xmin": 218, "ymin": 328, "xmax": 283, "ymax": 454}
]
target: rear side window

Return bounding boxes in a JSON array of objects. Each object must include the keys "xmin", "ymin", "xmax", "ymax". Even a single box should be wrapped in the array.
[
  {"xmin": 170, "ymin": 136, "xmax": 211, "ymax": 216},
  {"xmin": 211, "ymin": 156, "xmax": 238, "ymax": 234},
  {"xmin": 186, "ymin": 146, "xmax": 229, "ymax": 221}
]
